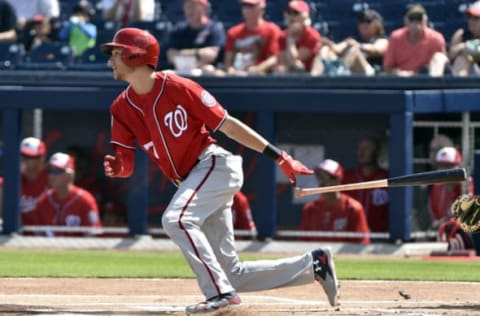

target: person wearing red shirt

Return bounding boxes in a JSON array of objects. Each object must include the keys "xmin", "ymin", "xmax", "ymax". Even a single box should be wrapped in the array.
[
  {"xmin": 276, "ymin": 0, "xmax": 321, "ymax": 73},
  {"xmin": 100, "ymin": 27, "xmax": 339, "ymax": 313},
  {"xmin": 35, "ymin": 152, "xmax": 102, "ymax": 236},
  {"xmin": 300, "ymin": 159, "xmax": 370, "ymax": 244},
  {"xmin": 231, "ymin": 191, "xmax": 257, "ymax": 239},
  {"xmin": 223, "ymin": 0, "xmax": 281, "ymax": 75},
  {"xmin": 383, "ymin": 4, "xmax": 448, "ymax": 76},
  {"xmin": 429, "ymin": 147, "xmax": 475, "ymax": 228},
  {"xmin": 342, "ymin": 136, "xmax": 389, "ymax": 233},
  {"xmin": 19, "ymin": 137, "xmax": 49, "ymax": 227}
]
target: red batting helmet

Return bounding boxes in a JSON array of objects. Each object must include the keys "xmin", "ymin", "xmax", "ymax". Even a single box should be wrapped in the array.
[{"xmin": 101, "ymin": 27, "xmax": 159, "ymax": 69}]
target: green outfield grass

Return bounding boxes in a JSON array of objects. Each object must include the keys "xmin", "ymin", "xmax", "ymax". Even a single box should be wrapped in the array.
[{"xmin": 0, "ymin": 249, "xmax": 478, "ymax": 281}]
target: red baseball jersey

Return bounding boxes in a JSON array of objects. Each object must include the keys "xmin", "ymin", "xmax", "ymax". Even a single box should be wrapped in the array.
[
  {"xmin": 110, "ymin": 71, "xmax": 227, "ymax": 181},
  {"xmin": 20, "ymin": 169, "xmax": 49, "ymax": 225},
  {"xmin": 231, "ymin": 191, "xmax": 256, "ymax": 232},
  {"xmin": 278, "ymin": 26, "xmax": 322, "ymax": 71},
  {"xmin": 35, "ymin": 185, "xmax": 102, "ymax": 236},
  {"xmin": 429, "ymin": 177, "xmax": 474, "ymax": 221},
  {"xmin": 300, "ymin": 193, "xmax": 370, "ymax": 244},
  {"xmin": 225, "ymin": 21, "xmax": 281, "ymax": 69},
  {"xmin": 342, "ymin": 167, "xmax": 390, "ymax": 232}
]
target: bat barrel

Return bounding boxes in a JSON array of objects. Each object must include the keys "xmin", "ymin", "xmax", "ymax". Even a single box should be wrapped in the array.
[{"xmin": 387, "ymin": 168, "xmax": 467, "ymax": 187}]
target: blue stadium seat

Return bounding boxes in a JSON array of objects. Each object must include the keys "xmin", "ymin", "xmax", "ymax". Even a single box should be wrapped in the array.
[
  {"xmin": 127, "ymin": 20, "xmax": 173, "ymax": 44},
  {"xmin": 18, "ymin": 43, "xmax": 73, "ymax": 70},
  {"xmin": 213, "ymin": 1, "xmax": 243, "ymax": 29},
  {"xmin": 0, "ymin": 43, "xmax": 24, "ymax": 69},
  {"xmin": 161, "ymin": 1, "xmax": 184, "ymax": 24},
  {"xmin": 69, "ymin": 45, "xmax": 109, "ymax": 70}
]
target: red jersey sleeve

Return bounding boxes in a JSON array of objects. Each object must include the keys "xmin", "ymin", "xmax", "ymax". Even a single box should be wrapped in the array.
[
  {"xmin": 264, "ymin": 22, "xmax": 281, "ymax": 56},
  {"xmin": 110, "ymin": 95, "xmax": 137, "ymax": 151}
]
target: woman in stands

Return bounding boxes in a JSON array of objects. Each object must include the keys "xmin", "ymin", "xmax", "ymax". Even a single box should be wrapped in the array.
[
  {"xmin": 449, "ymin": 1, "xmax": 480, "ymax": 76},
  {"xmin": 311, "ymin": 9, "xmax": 388, "ymax": 76}
]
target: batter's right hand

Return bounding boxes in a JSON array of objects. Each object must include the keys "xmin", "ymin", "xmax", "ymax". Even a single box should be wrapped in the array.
[
  {"xmin": 104, "ymin": 152, "xmax": 123, "ymax": 177},
  {"xmin": 276, "ymin": 151, "xmax": 313, "ymax": 186}
]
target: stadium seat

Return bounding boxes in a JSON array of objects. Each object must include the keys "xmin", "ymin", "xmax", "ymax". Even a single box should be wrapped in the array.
[
  {"xmin": 0, "ymin": 43, "xmax": 24, "ymax": 69},
  {"xmin": 161, "ymin": 1, "xmax": 184, "ymax": 24},
  {"xmin": 18, "ymin": 43, "xmax": 73, "ymax": 70},
  {"xmin": 69, "ymin": 45, "xmax": 109, "ymax": 70},
  {"xmin": 127, "ymin": 20, "xmax": 173, "ymax": 44}
]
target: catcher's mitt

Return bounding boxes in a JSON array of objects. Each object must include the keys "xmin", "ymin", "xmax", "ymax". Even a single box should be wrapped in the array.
[{"xmin": 450, "ymin": 195, "xmax": 480, "ymax": 233}]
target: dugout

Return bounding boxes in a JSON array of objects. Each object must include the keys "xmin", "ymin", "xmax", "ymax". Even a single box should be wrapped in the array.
[{"xmin": 0, "ymin": 71, "xmax": 479, "ymax": 241}]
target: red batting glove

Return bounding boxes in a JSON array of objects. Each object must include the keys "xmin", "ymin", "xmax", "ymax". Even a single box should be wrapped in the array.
[
  {"xmin": 104, "ymin": 152, "xmax": 124, "ymax": 177},
  {"xmin": 276, "ymin": 151, "xmax": 313, "ymax": 186}
]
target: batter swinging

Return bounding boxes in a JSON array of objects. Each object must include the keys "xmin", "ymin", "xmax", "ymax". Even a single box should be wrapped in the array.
[{"xmin": 101, "ymin": 27, "xmax": 339, "ymax": 314}]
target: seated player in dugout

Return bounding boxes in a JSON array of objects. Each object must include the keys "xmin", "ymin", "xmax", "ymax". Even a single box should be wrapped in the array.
[
  {"xmin": 300, "ymin": 159, "xmax": 370, "ymax": 244},
  {"xmin": 342, "ymin": 136, "xmax": 389, "ymax": 233},
  {"xmin": 232, "ymin": 191, "xmax": 257, "ymax": 239},
  {"xmin": 34, "ymin": 152, "xmax": 103, "ymax": 237},
  {"xmin": 429, "ymin": 146, "xmax": 474, "ymax": 229}
]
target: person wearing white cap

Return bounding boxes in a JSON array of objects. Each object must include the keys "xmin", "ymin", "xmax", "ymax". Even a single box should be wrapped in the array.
[
  {"xmin": 34, "ymin": 152, "xmax": 103, "ymax": 236},
  {"xmin": 300, "ymin": 159, "xmax": 370, "ymax": 244},
  {"xmin": 449, "ymin": 0, "xmax": 480, "ymax": 76},
  {"xmin": 19, "ymin": 137, "xmax": 49, "ymax": 228},
  {"xmin": 428, "ymin": 146, "xmax": 475, "ymax": 228}
]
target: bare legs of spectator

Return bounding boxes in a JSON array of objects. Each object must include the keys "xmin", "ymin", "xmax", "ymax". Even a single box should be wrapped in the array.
[
  {"xmin": 341, "ymin": 46, "xmax": 375, "ymax": 76},
  {"xmin": 451, "ymin": 52, "xmax": 477, "ymax": 77},
  {"xmin": 428, "ymin": 52, "xmax": 449, "ymax": 77}
]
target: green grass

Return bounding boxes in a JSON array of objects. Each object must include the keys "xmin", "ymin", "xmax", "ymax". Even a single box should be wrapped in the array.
[{"xmin": 0, "ymin": 249, "xmax": 479, "ymax": 281}]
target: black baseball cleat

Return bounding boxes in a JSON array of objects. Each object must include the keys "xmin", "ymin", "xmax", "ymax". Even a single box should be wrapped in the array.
[
  {"xmin": 185, "ymin": 291, "xmax": 241, "ymax": 314},
  {"xmin": 311, "ymin": 247, "xmax": 340, "ymax": 306}
]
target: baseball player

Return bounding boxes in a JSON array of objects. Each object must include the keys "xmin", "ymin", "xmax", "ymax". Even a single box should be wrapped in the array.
[
  {"xmin": 300, "ymin": 159, "xmax": 370, "ymax": 244},
  {"xmin": 35, "ymin": 152, "xmax": 103, "ymax": 236},
  {"xmin": 101, "ymin": 27, "xmax": 339, "ymax": 314},
  {"xmin": 342, "ymin": 136, "xmax": 390, "ymax": 232},
  {"xmin": 429, "ymin": 146, "xmax": 474, "ymax": 228},
  {"xmin": 19, "ymin": 137, "xmax": 49, "ymax": 227},
  {"xmin": 231, "ymin": 191, "xmax": 257, "ymax": 239}
]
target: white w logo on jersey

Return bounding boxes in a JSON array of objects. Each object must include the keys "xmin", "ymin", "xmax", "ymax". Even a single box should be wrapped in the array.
[{"xmin": 164, "ymin": 105, "xmax": 188, "ymax": 137}]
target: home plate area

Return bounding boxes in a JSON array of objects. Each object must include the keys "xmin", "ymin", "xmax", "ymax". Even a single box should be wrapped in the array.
[{"xmin": 0, "ymin": 279, "xmax": 478, "ymax": 315}]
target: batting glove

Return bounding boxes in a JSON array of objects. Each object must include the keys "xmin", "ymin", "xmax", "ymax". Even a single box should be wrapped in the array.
[
  {"xmin": 104, "ymin": 151, "xmax": 134, "ymax": 178},
  {"xmin": 276, "ymin": 151, "xmax": 313, "ymax": 186}
]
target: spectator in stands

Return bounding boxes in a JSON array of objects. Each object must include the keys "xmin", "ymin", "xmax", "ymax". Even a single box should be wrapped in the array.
[
  {"xmin": 275, "ymin": 0, "xmax": 321, "ymax": 74},
  {"xmin": 317, "ymin": 9, "xmax": 388, "ymax": 76},
  {"xmin": 6, "ymin": 0, "xmax": 59, "ymax": 31},
  {"xmin": 0, "ymin": 0, "xmax": 17, "ymax": 42},
  {"xmin": 35, "ymin": 152, "xmax": 103, "ymax": 236},
  {"xmin": 222, "ymin": 0, "xmax": 281, "ymax": 75},
  {"xmin": 58, "ymin": 0, "xmax": 97, "ymax": 57},
  {"xmin": 429, "ymin": 146, "xmax": 474, "ymax": 228},
  {"xmin": 342, "ymin": 136, "xmax": 389, "ymax": 233},
  {"xmin": 23, "ymin": 14, "xmax": 53, "ymax": 52},
  {"xmin": 383, "ymin": 3, "xmax": 448, "ymax": 77},
  {"xmin": 100, "ymin": 0, "xmax": 155, "ymax": 27},
  {"xmin": 19, "ymin": 137, "xmax": 49, "ymax": 227},
  {"xmin": 449, "ymin": 1, "xmax": 480, "ymax": 77},
  {"xmin": 166, "ymin": 0, "xmax": 225, "ymax": 75},
  {"xmin": 232, "ymin": 191, "xmax": 257, "ymax": 239},
  {"xmin": 300, "ymin": 159, "xmax": 370, "ymax": 244}
]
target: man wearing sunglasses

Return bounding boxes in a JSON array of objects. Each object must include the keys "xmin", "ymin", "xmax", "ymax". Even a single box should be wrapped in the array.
[
  {"xmin": 383, "ymin": 3, "xmax": 448, "ymax": 76},
  {"xmin": 35, "ymin": 152, "xmax": 102, "ymax": 236},
  {"xmin": 300, "ymin": 159, "xmax": 370, "ymax": 244}
]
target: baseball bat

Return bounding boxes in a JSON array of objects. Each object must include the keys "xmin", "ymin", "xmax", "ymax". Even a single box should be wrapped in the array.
[{"xmin": 294, "ymin": 168, "xmax": 467, "ymax": 198}]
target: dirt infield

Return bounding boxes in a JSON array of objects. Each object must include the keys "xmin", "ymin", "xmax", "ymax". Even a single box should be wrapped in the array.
[{"xmin": 0, "ymin": 278, "xmax": 479, "ymax": 315}]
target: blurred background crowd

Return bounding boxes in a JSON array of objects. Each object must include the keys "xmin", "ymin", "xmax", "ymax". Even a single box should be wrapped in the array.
[{"xmin": 1, "ymin": 0, "xmax": 480, "ymax": 77}]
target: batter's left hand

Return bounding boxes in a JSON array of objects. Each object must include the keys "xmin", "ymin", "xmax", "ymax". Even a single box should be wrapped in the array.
[{"xmin": 276, "ymin": 151, "xmax": 313, "ymax": 186}]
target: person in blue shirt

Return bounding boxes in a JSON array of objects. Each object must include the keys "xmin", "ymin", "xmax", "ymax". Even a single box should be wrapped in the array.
[
  {"xmin": 165, "ymin": 0, "xmax": 225, "ymax": 74},
  {"xmin": 58, "ymin": 0, "xmax": 97, "ymax": 57}
]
